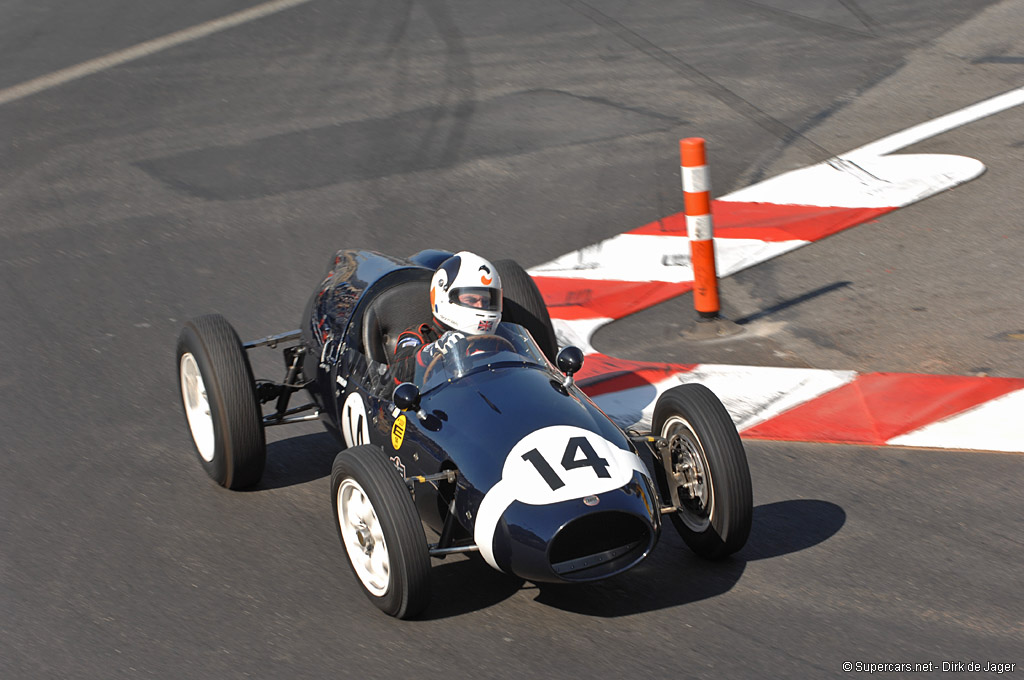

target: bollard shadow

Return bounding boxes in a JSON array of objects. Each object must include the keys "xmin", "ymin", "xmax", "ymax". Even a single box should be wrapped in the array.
[
  {"xmin": 532, "ymin": 498, "xmax": 846, "ymax": 617},
  {"xmin": 248, "ymin": 432, "xmax": 339, "ymax": 491},
  {"xmin": 734, "ymin": 281, "xmax": 852, "ymax": 325}
]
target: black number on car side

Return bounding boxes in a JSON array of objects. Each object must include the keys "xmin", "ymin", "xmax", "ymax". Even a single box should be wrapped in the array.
[
  {"xmin": 522, "ymin": 437, "xmax": 611, "ymax": 491},
  {"xmin": 347, "ymin": 409, "xmax": 365, "ymax": 446},
  {"xmin": 521, "ymin": 448, "xmax": 565, "ymax": 490},
  {"xmin": 561, "ymin": 436, "xmax": 611, "ymax": 478}
]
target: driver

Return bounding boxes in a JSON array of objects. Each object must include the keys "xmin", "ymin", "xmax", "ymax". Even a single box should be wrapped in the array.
[{"xmin": 392, "ymin": 251, "xmax": 503, "ymax": 384}]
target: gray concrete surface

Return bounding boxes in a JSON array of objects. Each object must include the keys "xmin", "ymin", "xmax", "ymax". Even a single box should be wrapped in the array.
[{"xmin": 2, "ymin": 1, "xmax": 1021, "ymax": 678}]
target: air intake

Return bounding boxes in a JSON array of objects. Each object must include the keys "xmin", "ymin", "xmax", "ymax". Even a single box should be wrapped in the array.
[{"xmin": 549, "ymin": 511, "xmax": 652, "ymax": 581}]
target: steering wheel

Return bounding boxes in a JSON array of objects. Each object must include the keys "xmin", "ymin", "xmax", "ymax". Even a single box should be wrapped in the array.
[{"xmin": 422, "ymin": 335, "xmax": 518, "ymax": 383}]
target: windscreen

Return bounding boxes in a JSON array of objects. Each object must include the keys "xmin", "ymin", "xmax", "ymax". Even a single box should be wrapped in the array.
[{"xmin": 417, "ymin": 323, "xmax": 551, "ymax": 392}]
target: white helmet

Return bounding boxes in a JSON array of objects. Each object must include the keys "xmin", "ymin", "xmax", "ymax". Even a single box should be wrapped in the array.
[{"xmin": 430, "ymin": 251, "xmax": 502, "ymax": 335}]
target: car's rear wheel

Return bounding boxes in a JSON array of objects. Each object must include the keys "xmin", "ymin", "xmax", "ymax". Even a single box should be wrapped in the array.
[
  {"xmin": 494, "ymin": 259, "xmax": 558, "ymax": 363},
  {"xmin": 176, "ymin": 314, "xmax": 265, "ymax": 489},
  {"xmin": 330, "ymin": 445, "xmax": 430, "ymax": 619},
  {"xmin": 652, "ymin": 384, "xmax": 751, "ymax": 559}
]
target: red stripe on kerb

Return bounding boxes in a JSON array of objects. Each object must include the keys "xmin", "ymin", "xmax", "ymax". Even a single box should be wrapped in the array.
[
  {"xmin": 533, "ymin": 277, "xmax": 694, "ymax": 320},
  {"xmin": 742, "ymin": 373, "xmax": 1024, "ymax": 445},
  {"xmin": 576, "ymin": 354, "xmax": 698, "ymax": 395},
  {"xmin": 629, "ymin": 202, "xmax": 896, "ymax": 242}
]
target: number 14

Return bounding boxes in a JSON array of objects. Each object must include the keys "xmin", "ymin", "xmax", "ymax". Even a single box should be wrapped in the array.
[{"xmin": 521, "ymin": 436, "xmax": 611, "ymax": 491}]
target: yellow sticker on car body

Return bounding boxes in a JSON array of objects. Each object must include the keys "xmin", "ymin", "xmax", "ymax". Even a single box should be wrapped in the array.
[{"xmin": 391, "ymin": 415, "xmax": 407, "ymax": 450}]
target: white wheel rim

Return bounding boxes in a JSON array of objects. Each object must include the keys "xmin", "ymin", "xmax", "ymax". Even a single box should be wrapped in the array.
[
  {"xmin": 661, "ymin": 415, "xmax": 714, "ymax": 532},
  {"xmin": 337, "ymin": 479, "xmax": 390, "ymax": 596},
  {"xmin": 179, "ymin": 352, "xmax": 216, "ymax": 462}
]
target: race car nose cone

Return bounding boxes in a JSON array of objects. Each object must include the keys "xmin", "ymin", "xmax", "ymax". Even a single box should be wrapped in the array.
[{"xmin": 490, "ymin": 471, "xmax": 660, "ymax": 583}]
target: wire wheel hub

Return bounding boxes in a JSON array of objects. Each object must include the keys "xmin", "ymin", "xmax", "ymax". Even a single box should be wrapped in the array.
[{"xmin": 663, "ymin": 416, "xmax": 714, "ymax": 533}]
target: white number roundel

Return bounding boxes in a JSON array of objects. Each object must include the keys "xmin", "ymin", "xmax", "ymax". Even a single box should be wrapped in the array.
[
  {"xmin": 341, "ymin": 391, "xmax": 370, "ymax": 448},
  {"xmin": 501, "ymin": 425, "xmax": 642, "ymax": 504},
  {"xmin": 474, "ymin": 425, "xmax": 649, "ymax": 571}
]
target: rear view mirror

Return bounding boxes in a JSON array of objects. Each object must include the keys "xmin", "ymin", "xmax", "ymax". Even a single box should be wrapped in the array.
[
  {"xmin": 556, "ymin": 346, "xmax": 584, "ymax": 387},
  {"xmin": 393, "ymin": 382, "xmax": 422, "ymax": 412}
]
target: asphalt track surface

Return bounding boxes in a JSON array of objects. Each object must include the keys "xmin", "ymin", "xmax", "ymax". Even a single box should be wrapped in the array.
[{"xmin": 2, "ymin": 1, "xmax": 1022, "ymax": 678}]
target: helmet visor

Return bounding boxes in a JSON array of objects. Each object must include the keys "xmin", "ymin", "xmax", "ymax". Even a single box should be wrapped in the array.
[{"xmin": 450, "ymin": 287, "xmax": 502, "ymax": 312}]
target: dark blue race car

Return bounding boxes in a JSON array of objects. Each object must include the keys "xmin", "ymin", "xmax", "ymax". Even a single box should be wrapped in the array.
[{"xmin": 176, "ymin": 249, "xmax": 752, "ymax": 618}]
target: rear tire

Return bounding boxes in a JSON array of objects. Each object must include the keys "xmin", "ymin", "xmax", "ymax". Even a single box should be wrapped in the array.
[
  {"xmin": 176, "ymin": 314, "xmax": 266, "ymax": 489},
  {"xmin": 494, "ymin": 259, "xmax": 558, "ymax": 363},
  {"xmin": 331, "ymin": 445, "xmax": 431, "ymax": 619},
  {"xmin": 652, "ymin": 384, "xmax": 751, "ymax": 559}
]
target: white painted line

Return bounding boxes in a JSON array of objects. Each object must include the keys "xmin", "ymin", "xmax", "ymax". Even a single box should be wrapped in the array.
[
  {"xmin": 0, "ymin": 0, "xmax": 315, "ymax": 107},
  {"xmin": 887, "ymin": 388, "xmax": 1024, "ymax": 453},
  {"xmin": 844, "ymin": 86, "xmax": 1024, "ymax": 161},
  {"xmin": 720, "ymin": 153, "xmax": 985, "ymax": 208}
]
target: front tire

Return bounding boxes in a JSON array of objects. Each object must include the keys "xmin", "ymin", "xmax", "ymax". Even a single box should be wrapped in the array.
[
  {"xmin": 652, "ymin": 384, "xmax": 752, "ymax": 559},
  {"xmin": 176, "ymin": 314, "xmax": 266, "ymax": 489},
  {"xmin": 330, "ymin": 445, "xmax": 430, "ymax": 619}
]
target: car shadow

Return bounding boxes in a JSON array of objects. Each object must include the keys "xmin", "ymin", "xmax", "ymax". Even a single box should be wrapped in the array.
[
  {"xmin": 528, "ymin": 498, "xmax": 845, "ymax": 617},
  {"xmin": 740, "ymin": 498, "xmax": 848, "ymax": 561},
  {"xmin": 251, "ymin": 436, "xmax": 845, "ymax": 617},
  {"xmin": 249, "ymin": 432, "xmax": 339, "ymax": 491},
  {"xmin": 418, "ymin": 552, "xmax": 526, "ymax": 620}
]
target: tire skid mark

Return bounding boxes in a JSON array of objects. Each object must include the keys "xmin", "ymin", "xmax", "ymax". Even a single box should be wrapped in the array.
[
  {"xmin": 559, "ymin": 0, "xmax": 836, "ymax": 160},
  {"xmin": 723, "ymin": 0, "xmax": 876, "ymax": 38}
]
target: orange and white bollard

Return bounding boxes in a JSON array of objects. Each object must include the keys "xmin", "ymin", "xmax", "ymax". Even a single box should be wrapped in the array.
[{"xmin": 680, "ymin": 137, "xmax": 720, "ymax": 319}]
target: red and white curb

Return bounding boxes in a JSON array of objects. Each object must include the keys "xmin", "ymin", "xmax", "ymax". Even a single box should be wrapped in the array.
[
  {"xmin": 577, "ymin": 356, "xmax": 1024, "ymax": 453},
  {"xmin": 528, "ymin": 86, "xmax": 1024, "ymax": 454}
]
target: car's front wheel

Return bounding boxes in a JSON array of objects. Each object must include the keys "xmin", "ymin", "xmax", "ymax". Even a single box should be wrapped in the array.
[
  {"xmin": 176, "ymin": 314, "xmax": 265, "ymax": 489},
  {"xmin": 652, "ymin": 384, "xmax": 752, "ymax": 559},
  {"xmin": 330, "ymin": 445, "xmax": 430, "ymax": 619}
]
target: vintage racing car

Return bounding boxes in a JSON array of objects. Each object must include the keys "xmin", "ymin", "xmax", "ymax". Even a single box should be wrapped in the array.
[{"xmin": 176, "ymin": 249, "xmax": 753, "ymax": 618}]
